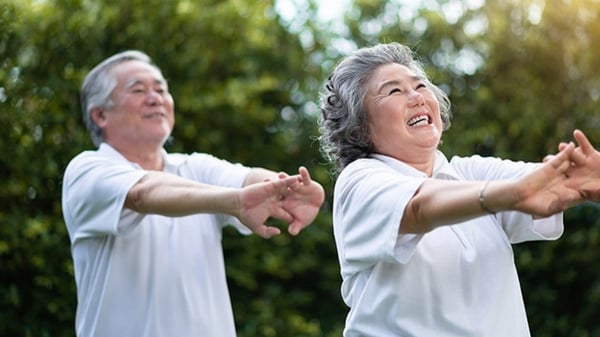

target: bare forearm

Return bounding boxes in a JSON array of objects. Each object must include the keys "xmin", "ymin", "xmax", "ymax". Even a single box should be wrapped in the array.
[
  {"xmin": 401, "ymin": 144, "xmax": 582, "ymax": 234},
  {"xmin": 400, "ymin": 180, "xmax": 516, "ymax": 233},
  {"xmin": 125, "ymin": 171, "xmax": 239, "ymax": 216}
]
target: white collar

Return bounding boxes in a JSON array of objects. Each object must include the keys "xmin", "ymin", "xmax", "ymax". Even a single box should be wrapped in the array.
[
  {"xmin": 370, "ymin": 150, "xmax": 461, "ymax": 180},
  {"xmin": 97, "ymin": 143, "xmax": 187, "ymax": 171}
]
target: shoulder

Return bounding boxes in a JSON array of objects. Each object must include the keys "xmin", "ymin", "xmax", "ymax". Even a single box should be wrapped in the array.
[
  {"xmin": 341, "ymin": 155, "xmax": 426, "ymax": 181},
  {"xmin": 65, "ymin": 149, "xmax": 112, "ymax": 175},
  {"xmin": 165, "ymin": 151, "xmax": 237, "ymax": 168},
  {"xmin": 336, "ymin": 156, "xmax": 425, "ymax": 195},
  {"xmin": 449, "ymin": 154, "xmax": 536, "ymax": 180},
  {"xmin": 339, "ymin": 157, "xmax": 392, "ymax": 181},
  {"xmin": 64, "ymin": 146, "xmax": 139, "ymax": 185},
  {"xmin": 164, "ymin": 151, "xmax": 250, "ymax": 186},
  {"xmin": 66, "ymin": 144, "xmax": 131, "ymax": 169}
]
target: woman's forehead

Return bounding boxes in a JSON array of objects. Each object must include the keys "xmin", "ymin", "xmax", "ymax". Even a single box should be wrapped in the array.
[{"xmin": 368, "ymin": 63, "xmax": 421, "ymax": 92}]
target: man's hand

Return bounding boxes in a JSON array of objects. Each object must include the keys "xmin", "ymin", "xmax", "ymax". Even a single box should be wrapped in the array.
[
  {"xmin": 281, "ymin": 166, "xmax": 325, "ymax": 236},
  {"xmin": 236, "ymin": 175, "xmax": 303, "ymax": 239}
]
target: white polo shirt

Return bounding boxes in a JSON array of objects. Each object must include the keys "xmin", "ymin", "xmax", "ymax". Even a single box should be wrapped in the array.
[
  {"xmin": 333, "ymin": 151, "xmax": 563, "ymax": 337},
  {"xmin": 62, "ymin": 143, "xmax": 251, "ymax": 337}
]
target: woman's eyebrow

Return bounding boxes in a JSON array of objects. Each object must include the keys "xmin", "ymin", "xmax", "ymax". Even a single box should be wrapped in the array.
[
  {"xmin": 377, "ymin": 79, "xmax": 402, "ymax": 93},
  {"xmin": 377, "ymin": 75, "xmax": 424, "ymax": 93}
]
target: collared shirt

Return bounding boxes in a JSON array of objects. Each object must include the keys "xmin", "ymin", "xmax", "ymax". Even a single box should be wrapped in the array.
[
  {"xmin": 62, "ymin": 143, "xmax": 251, "ymax": 337},
  {"xmin": 333, "ymin": 150, "xmax": 563, "ymax": 337}
]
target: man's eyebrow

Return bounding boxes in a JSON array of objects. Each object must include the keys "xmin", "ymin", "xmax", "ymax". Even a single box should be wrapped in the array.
[{"xmin": 125, "ymin": 77, "xmax": 166, "ymax": 89}]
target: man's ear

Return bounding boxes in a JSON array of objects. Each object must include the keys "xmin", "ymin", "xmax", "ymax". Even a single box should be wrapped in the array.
[{"xmin": 91, "ymin": 107, "xmax": 107, "ymax": 127}]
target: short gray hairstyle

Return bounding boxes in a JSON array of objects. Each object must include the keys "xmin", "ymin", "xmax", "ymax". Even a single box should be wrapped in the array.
[
  {"xmin": 317, "ymin": 42, "xmax": 452, "ymax": 173},
  {"xmin": 80, "ymin": 50, "xmax": 158, "ymax": 147}
]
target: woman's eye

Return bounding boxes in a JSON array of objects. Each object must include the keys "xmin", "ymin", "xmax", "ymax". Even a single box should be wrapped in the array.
[
  {"xmin": 416, "ymin": 83, "xmax": 426, "ymax": 90},
  {"xmin": 389, "ymin": 88, "xmax": 401, "ymax": 95}
]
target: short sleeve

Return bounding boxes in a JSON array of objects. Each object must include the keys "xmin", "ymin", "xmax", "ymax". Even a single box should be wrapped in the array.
[
  {"xmin": 333, "ymin": 159, "xmax": 426, "ymax": 278},
  {"xmin": 497, "ymin": 211, "xmax": 564, "ymax": 243},
  {"xmin": 449, "ymin": 154, "xmax": 537, "ymax": 181},
  {"xmin": 62, "ymin": 152, "xmax": 146, "ymax": 244},
  {"xmin": 450, "ymin": 154, "xmax": 564, "ymax": 242}
]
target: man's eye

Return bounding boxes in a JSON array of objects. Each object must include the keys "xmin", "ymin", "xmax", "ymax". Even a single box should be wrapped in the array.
[{"xmin": 389, "ymin": 88, "xmax": 401, "ymax": 95}]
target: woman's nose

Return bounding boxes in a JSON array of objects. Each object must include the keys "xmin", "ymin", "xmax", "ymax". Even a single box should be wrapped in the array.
[{"xmin": 407, "ymin": 89, "xmax": 425, "ymax": 107}]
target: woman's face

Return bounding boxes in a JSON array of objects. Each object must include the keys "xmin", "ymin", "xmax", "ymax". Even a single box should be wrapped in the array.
[{"xmin": 364, "ymin": 63, "xmax": 443, "ymax": 168}]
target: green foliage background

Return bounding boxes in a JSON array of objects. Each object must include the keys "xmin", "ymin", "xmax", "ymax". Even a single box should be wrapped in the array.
[{"xmin": 2, "ymin": 0, "xmax": 600, "ymax": 336}]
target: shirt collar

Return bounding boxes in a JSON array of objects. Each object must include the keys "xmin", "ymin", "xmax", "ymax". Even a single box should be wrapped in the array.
[
  {"xmin": 97, "ymin": 143, "xmax": 137, "ymax": 167},
  {"xmin": 97, "ymin": 143, "xmax": 186, "ymax": 171},
  {"xmin": 370, "ymin": 150, "xmax": 461, "ymax": 180}
]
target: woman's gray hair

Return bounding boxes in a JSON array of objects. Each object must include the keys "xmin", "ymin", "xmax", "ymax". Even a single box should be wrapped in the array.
[
  {"xmin": 80, "ymin": 50, "xmax": 156, "ymax": 147},
  {"xmin": 317, "ymin": 42, "xmax": 452, "ymax": 173}
]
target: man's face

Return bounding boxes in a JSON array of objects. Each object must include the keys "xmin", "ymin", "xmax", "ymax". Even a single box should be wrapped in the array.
[{"xmin": 96, "ymin": 60, "xmax": 175, "ymax": 149}]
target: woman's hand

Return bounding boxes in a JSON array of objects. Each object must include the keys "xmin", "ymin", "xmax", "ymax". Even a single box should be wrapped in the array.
[
  {"xmin": 564, "ymin": 129, "xmax": 600, "ymax": 202},
  {"xmin": 513, "ymin": 142, "xmax": 582, "ymax": 216}
]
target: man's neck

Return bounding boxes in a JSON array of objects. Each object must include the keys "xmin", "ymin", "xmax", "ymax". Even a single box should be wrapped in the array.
[{"xmin": 109, "ymin": 142, "xmax": 164, "ymax": 171}]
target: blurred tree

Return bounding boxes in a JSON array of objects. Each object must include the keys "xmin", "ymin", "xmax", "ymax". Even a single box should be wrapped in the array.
[
  {"xmin": 0, "ymin": 0, "xmax": 343, "ymax": 336},
  {"xmin": 5, "ymin": 0, "xmax": 600, "ymax": 336}
]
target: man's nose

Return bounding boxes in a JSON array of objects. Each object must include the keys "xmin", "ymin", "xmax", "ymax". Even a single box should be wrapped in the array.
[{"xmin": 145, "ymin": 90, "xmax": 164, "ymax": 105}]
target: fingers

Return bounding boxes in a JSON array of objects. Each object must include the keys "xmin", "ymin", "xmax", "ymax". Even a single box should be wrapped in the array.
[
  {"xmin": 276, "ymin": 175, "xmax": 302, "ymax": 187},
  {"xmin": 548, "ymin": 131, "xmax": 595, "ymax": 167},
  {"xmin": 288, "ymin": 219, "xmax": 306, "ymax": 236},
  {"xmin": 253, "ymin": 166, "xmax": 320, "ymax": 238},
  {"xmin": 278, "ymin": 166, "xmax": 314, "ymax": 186},
  {"xmin": 260, "ymin": 209, "xmax": 308, "ymax": 238},
  {"xmin": 254, "ymin": 206, "xmax": 292, "ymax": 239},
  {"xmin": 547, "ymin": 142, "xmax": 574, "ymax": 169},
  {"xmin": 570, "ymin": 129, "xmax": 596, "ymax": 167},
  {"xmin": 569, "ymin": 148, "xmax": 588, "ymax": 167},
  {"xmin": 542, "ymin": 154, "xmax": 555, "ymax": 163},
  {"xmin": 558, "ymin": 142, "xmax": 570, "ymax": 152},
  {"xmin": 574, "ymin": 129, "xmax": 594, "ymax": 154},
  {"xmin": 545, "ymin": 142, "xmax": 570, "ymax": 163},
  {"xmin": 256, "ymin": 225, "xmax": 281, "ymax": 239},
  {"xmin": 298, "ymin": 166, "xmax": 311, "ymax": 184},
  {"xmin": 555, "ymin": 156, "xmax": 572, "ymax": 175}
]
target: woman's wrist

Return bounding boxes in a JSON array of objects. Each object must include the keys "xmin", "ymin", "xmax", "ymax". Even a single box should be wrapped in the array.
[{"xmin": 478, "ymin": 181, "xmax": 496, "ymax": 214}]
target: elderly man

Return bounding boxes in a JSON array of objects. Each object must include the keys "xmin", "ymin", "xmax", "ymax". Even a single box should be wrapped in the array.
[{"xmin": 62, "ymin": 50, "xmax": 324, "ymax": 337}]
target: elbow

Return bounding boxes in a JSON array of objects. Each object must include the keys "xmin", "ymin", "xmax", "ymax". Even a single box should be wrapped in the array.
[
  {"xmin": 401, "ymin": 197, "xmax": 435, "ymax": 234},
  {"xmin": 125, "ymin": 183, "xmax": 146, "ymax": 213},
  {"xmin": 125, "ymin": 174, "xmax": 154, "ymax": 213}
]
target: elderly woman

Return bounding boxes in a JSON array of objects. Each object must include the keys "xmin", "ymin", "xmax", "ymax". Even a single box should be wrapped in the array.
[{"xmin": 318, "ymin": 42, "xmax": 583, "ymax": 337}]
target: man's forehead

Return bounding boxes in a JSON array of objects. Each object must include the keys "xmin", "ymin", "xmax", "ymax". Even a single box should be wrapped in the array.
[
  {"xmin": 110, "ymin": 61, "xmax": 166, "ymax": 87},
  {"xmin": 112, "ymin": 60, "xmax": 164, "ymax": 78},
  {"xmin": 125, "ymin": 76, "xmax": 166, "ymax": 88}
]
